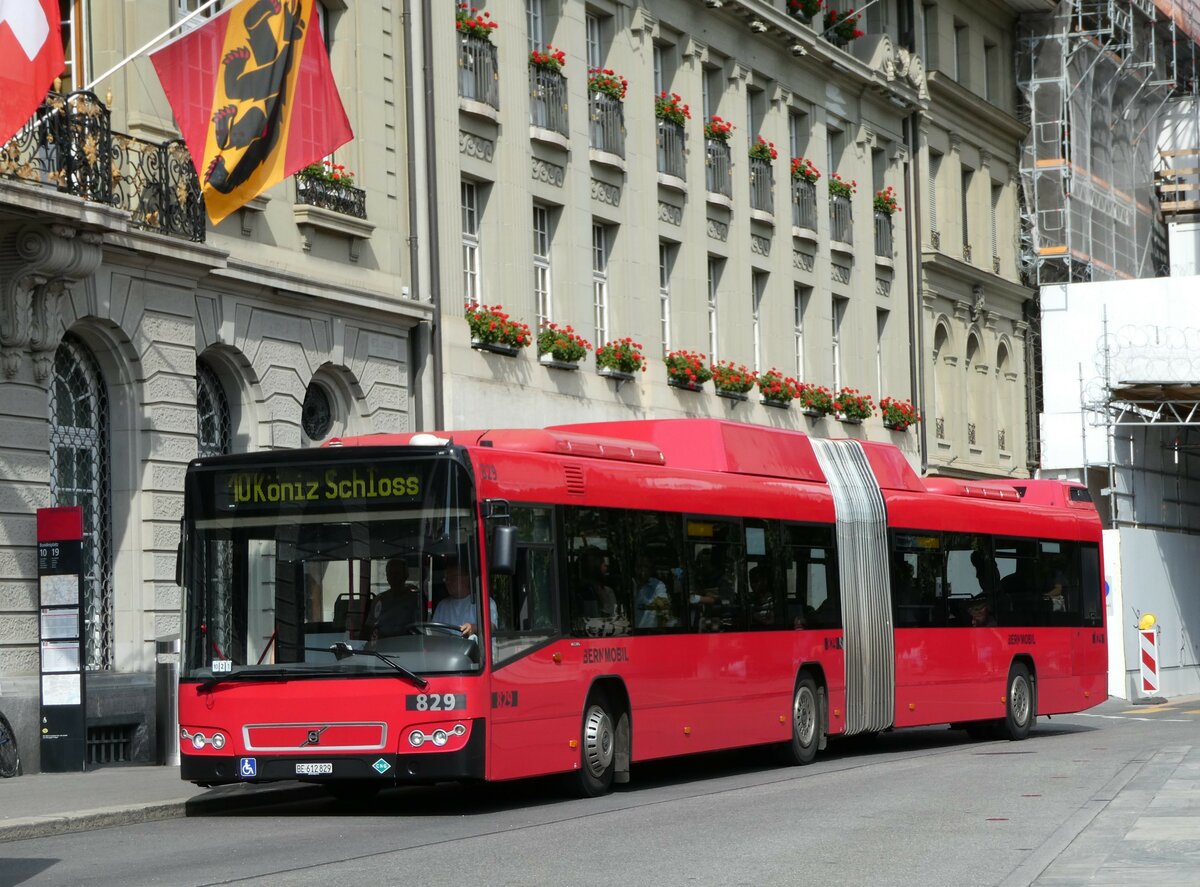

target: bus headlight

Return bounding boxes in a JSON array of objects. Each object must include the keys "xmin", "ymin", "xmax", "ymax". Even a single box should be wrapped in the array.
[
  {"xmin": 409, "ymin": 730, "xmax": 426, "ymax": 748},
  {"xmin": 431, "ymin": 730, "xmax": 448, "ymax": 747}
]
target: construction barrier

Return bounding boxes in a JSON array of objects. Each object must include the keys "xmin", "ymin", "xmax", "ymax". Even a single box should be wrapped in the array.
[{"xmin": 1140, "ymin": 627, "xmax": 1160, "ymax": 696}]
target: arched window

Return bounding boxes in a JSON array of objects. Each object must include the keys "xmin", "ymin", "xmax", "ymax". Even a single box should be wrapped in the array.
[
  {"xmin": 196, "ymin": 360, "xmax": 232, "ymax": 457},
  {"xmin": 966, "ymin": 333, "xmax": 984, "ymax": 449},
  {"xmin": 996, "ymin": 343, "xmax": 1012, "ymax": 453},
  {"xmin": 302, "ymin": 380, "xmax": 335, "ymax": 442},
  {"xmin": 49, "ymin": 333, "xmax": 113, "ymax": 671},
  {"xmin": 932, "ymin": 324, "xmax": 951, "ymax": 441}
]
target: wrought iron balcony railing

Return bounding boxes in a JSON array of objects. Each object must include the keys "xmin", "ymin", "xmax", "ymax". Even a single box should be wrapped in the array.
[
  {"xmin": 295, "ymin": 172, "xmax": 367, "ymax": 219},
  {"xmin": 830, "ymin": 194, "xmax": 853, "ymax": 244},
  {"xmin": 1, "ymin": 90, "xmax": 205, "ymax": 242},
  {"xmin": 874, "ymin": 211, "xmax": 893, "ymax": 258},
  {"xmin": 458, "ymin": 36, "xmax": 500, "ymax": 110},
  {"xmin": 792, "ymin": 179, "xmax": 817, "ymax": 230},
  {"xmin": 530, "ymin": 68, "xmax": 568, "ymax": 136},
  {"xmin": 749, "ymin": 156, "xmax": 774, "ymax": 214},
  {"xmin": 706, "ymin": 139, "xmax": 732, "ymax": 198},
  {"xmin": 656, "ymin": 119, "xmax": 686, "ymax": 180},
  {"xmin": 589, "ymin": 92, "xmax": 625, "ymax": 158}
]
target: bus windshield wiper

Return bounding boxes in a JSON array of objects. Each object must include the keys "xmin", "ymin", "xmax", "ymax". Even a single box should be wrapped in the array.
[
  {"xmin": 315, "ymin": 643, "xmax": 429, "ymax": 689},
  {"xmin": 198, "ymin": 667, "xmax": 342, "ymax": 692}
]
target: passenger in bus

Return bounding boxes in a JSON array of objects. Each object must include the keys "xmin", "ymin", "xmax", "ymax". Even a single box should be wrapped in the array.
[
  {"xmin": 968, "ymin": 595, "xmax": 997, "ymax": 627},
  {"xmin": 1043, "ymin": 566, "xmax": 1068, "ymax": 612},
  {"xmin": 579, "ymin": 548, "xmax": 618, "ymax": 619},
  {"xmin": 433, "ymin": 557, "xmax": 497, "ymax": 639},
  {"xmin": 691, "ymin": 548, "xmax": 735, "ymax": 631},
  {"xmin": 634, "ymin": 555, "xmax": 672, "ymax": 629},
  {"xmin": 748, "ymin": 566, "xmax": 777, "ymax": 627},
  {"xmin": 365, "ymin": 559, "xmax": 421, "ymax": 641}
]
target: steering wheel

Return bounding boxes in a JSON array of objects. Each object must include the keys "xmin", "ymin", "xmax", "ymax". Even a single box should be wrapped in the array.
[{"xmin": 408, "ymin": 621, "xmax": 466, "ymax": 637}]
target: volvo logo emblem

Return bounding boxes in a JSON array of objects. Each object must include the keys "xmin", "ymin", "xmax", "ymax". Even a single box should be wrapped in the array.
[{"xmin": 301, "ymin": 726, "xmax": 329, "ymax": 747}]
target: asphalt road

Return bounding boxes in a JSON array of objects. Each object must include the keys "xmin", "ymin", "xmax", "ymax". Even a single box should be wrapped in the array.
[{"xmin": 3, "ymin": 696, "xmax": 1198, "ymax": 886}]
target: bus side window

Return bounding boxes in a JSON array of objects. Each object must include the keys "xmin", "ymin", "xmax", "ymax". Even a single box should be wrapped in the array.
[
  {"xmin": 785, "ymin": 523, "xmax": 838, "ymax": 629},
  {"xmin": 631, "ymin": 512, "xmax": 687, "ymax": 633},
  {"xmin": 1080, "ymin": 543, "xmax": 1102, "ymax": 627},
  {"xmin": 492, "ymin": 506, "xmax": 561, "ymax": 664},
  {"xmin": 891, "ymin": 532, "xmax": 942, "ymax": 627},
  {"xmin": 564, "ymin": 505, "xmax": 631, "ymax": 638},
  {"xmin": 995, "ymin": 537, "xmax": 1039, "ymax": 626}
]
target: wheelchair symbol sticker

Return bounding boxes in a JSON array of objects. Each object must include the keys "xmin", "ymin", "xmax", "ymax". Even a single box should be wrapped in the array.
[{"xmin": 239, "ymin": 757, "xmax": 257, "ymax": 778}]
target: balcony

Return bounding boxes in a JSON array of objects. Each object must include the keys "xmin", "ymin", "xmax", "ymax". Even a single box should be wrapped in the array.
[
  {"xmin": 458, "ymin": 36, "xmax": 499, "ymax": 111},
  {"xmin": 792, "ymin": 180, "xmax": 817, "ymax": 233},
  {"xmin": 830, "ymin": 194, "xmax": 853, "ymax": 245},
  {"xmin": 295, "ymin": 172, "xmax": 367, "ymax": 219},
  {"xmin": 874, "ymin": 211, "xmax": 893, "ymax": 259},
  {"xmin": 705, "ymin": 140, "xmax": 732, "ymax": 199},
  {"xmin": 749, "ymin": 156, "xmax": 774, "ymax": 217},
  {"xmin": 530, "ymin": 68, "xmax": 568, "ymax": 138},
  {"xmin": 589, "ymin": 92, "xmax": 625, "ymax": 159},
  {"xmin": 1, "ymin": 90, "xmax": 204, "ymax": 242},
  {"xmin": 656, "ymin": 119, "xmax": 686, "ymax": 183}
]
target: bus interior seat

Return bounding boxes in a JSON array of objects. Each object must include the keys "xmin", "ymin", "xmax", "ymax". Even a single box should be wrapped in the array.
[{"xmin": 333, "ymin": 592, "xmax": 373, "ymax": 633}]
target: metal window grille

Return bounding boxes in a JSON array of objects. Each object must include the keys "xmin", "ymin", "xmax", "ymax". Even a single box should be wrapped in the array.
[
  {"xmin": 874, "ymin": 211, "xmax": 893, "ymax": 258},
  {"xmin": 302, "ymin": 383, "xmax": 334, "ymax": 442},
  {"xmin": 706, "ymin": 140, "xmax": 732, "ymax": 198},
  {"xmin": 830, "ymin": 194, "xmax": 853, "ymax": 244},
  {"xmin": 589, "ymin": 93, "xmax": 625, "ymax": 157},
  {"xmin": 968, "ymin": 422, "xmax": 977, "ymax": 446},
  {"xmin": 196, "ymin": 361, "xmax": 231, "ymax": 458},
  {"xmin": 793, "ymin": 180, "xmax": 817, "ymax": 230},
  {"xmin": 750, "ymin": 156, "xmax": 774, "ymax": 214},
  {"xmin": 928, "ymin": 152, "xmax": 941, "ymax": 237},
  {"xmin": 458, "ymin": 36, "xmax": 500, "ymax": 109},
  {"xmin": 86, "ymin": 724, "xmax": 134, "ymax": 765},
  {"xmin": 49, "ymin": 333, "xmax": 113, "ymax": 671},
  {"xmin": 529, "ymin": 68, "xmax": 568, "ymax": 136},
  {"xmin": 936, "ymin": 417, "xmax": 945, "ymax": 439},
  {"xmin": 656, "ymin": 120, "xmax": 686, "ymax": 180}
]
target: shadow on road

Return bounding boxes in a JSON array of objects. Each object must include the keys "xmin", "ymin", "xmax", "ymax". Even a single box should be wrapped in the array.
[{"xmin": 185, "ymin": 719, "xmax": 1097, "ymax": 822}]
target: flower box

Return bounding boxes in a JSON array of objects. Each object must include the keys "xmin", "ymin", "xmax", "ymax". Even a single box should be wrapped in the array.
[
  {"xmin": 838, "ymin": 415, "xmax": 863, "ymax": 425},
  {"xmin": 716, "ymin": 390, "xmax": 748, "ymax": 403},
  {"xmin": 539, "ymin": 353, "xmax": 580, "ymax": 370},
  {"xmin": 833, "ymin": 386, "xmax": 874, "ymax": 421},
  {"xmin": 598, "ymin": 366, "xmax": 636, "ymax": 383},
  {"xmin": 884, "ymin": 420, "xmax": 911, "ymax": 431},
  {"xmin": 801, "ymin": 408, "xmax": 823, "ymax": 418},
  {"xmin": 762, "ymin": 398, "xmax": 791, "ymax": 409},
  {"xmin": 472, "ymin": 339, "xmax": 522, "ymax": 357},
  {"xmin": 880, "ymin": 396, "xmax": 921, "ymax": 430},
  {"xmin": 596, "ymin": 338, "xmax": 647, "ymax": 375},
  {"xmin": 668, "ymin": 378, "xmax": 705, "ymax": 393},
  {"xmin": 664, "ymin": 349, "xmax": 712, "ymax": 390}
]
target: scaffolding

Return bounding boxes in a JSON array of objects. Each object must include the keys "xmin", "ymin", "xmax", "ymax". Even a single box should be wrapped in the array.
[{"xmin": 1016, "ymin": 0, "xmax": 1200, "ymax": 288}]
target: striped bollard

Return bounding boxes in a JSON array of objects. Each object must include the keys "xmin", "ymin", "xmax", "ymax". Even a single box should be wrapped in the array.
[{"xmin": 1139, "ymin": 622, "xmax": 1160, "ymax": 698}]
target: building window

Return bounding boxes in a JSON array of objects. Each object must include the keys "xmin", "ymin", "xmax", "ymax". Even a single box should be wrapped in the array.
[
  {"xmin": 832, "ymin": 296, "xmax": 848, "ymax": 392},
  {"xmin": 659, "ymin": 242, "xmax": 675, "ymax": 355},
  {"xmin": 794, "ymin": 285, "xmax": 809, "ymax": 379},
  {"xmin": 196, "ymin": 361, "xmax": 232, "ymax": 458},
  {"xmin": 991, "ymin": 182, "xmax": 1002, "ymax": 266},
  {"xmin": 533, "ymin": 204, "xmax": 553, "ymax": 328},
  {"xmin": 702, "ymin": 66, "xmax": 720, "ymax": 120},
  {"xmin": 984, "ymin": 41, "xmax": 997, "ymax": 102},
  {"xmin": 586, "ymin": 13, "xmax": 603, "ymax": 69},
  {"xmin": 461, "ymin": 180, "xmax": 481, "ymax": 307},
  {"xmin": 302, "ymin": 381, "xmax": 335, "ymax": 442},
  {"xmin": 707, "ymin": 257, "xmax": 722, "ymax": 362},
  {"xmin": 527, "ymin": 0, "xmax": 544, "ymax": 53},
  {"xmin": 928, "ymin": 150, "xmax": 942, "ymax": 236},
  {"xmin": 954, "ymin": 21, "xmax": 969, "ymax": 85},
  {"xmin": 827, "ymin": 125, "xmax": 847, "ymax": 175},
  {"xmin": 789, "ymin": 111, "xmax": 809, "ymax": 161},
  {"xmin": 592, "ymin": 223, "xmax": 610, "ymax": 346},
  {"xmin": 50, "ymin": 333, "xmax": 112, "ymax": 671},
  {"xmin": 922, "ymin": 3, "xmax": 938, "ymax": 70},
  {"xmin": 653, "ymin": 45, "xmax": 665, "ymax": 96},
  {"xmin": 876, "ymin": 309, "xmax": 889, "ymax": 398},
  {"xmin": 961, "ymin": 169, "xmax": 973, "ymax": 254},
  {"xmin": 752, "ymin": 271, "xmax": 767, "ymax": 372}
]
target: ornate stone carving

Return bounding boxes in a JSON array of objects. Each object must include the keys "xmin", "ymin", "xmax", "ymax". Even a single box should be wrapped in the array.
[
  {"xmin": 591, "ymin": 179, "xmax": 621, "ymax": 206},
  {"xmin": 894, "ymin": 48, "xmax": 929, "ymax": 100},
  {"xmin": 459, "ymin": 131, "xmax": 495, "ymax": 162},
  {"xmin": 707, "ymin": 218, "xmax": 729, "ymax": 241},
  {"xmin": 751, "ymin": 234, "xmax": 771, "ymax": 257},
  {"xmin": 532, "ymin": 157, "xmax": 565, "ymax": 187},
  {"xmin": 832, "ymin": 264, "xmax": 851, "ymax": 284},
  {"xmin": 0, "ymin": 224, "xmax": 103, "ymax": 379},
  {"xmin": 658, "ymin": 202, "xmax": 682, "ymax": 226},
  {"xmin": 875, "ymin": 278, "xmax": 892, "ymax": 297},
  {"xmin": 794, "ymin": 250, "xmax": 815, "ymax": 272}
]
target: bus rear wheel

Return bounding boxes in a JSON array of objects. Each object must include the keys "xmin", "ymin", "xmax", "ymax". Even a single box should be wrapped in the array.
[
  {"xmin": 1002, "ymin": 662, "xmax": 1034, "ymax": 741},
  {"xmin": 781, "ymin": 674, "xmax": 821, "ymax": 765},
  {"xmin": 572, "ymin": 693, "xmax": 616, "ymax": 797}
]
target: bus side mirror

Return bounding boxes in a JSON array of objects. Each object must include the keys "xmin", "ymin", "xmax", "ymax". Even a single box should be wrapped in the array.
[{"xmin": 491, "ymin": 525, "xmax": 517, "ymax": 575}]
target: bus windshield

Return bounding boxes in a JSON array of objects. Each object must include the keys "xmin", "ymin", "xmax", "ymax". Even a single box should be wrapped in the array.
[{"xmin": 181, "ymin": 451, "xmax": 482, "ymax": 681}]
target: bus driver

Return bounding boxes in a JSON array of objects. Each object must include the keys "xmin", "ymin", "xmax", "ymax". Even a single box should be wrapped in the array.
[{"xmin": 433, "ymin": 557, "xmax": 497, "ymax": 639}]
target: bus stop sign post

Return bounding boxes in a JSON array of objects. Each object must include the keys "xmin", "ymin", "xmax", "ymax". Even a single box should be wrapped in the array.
[{"xmin": 37, "ymin": 507, "xmax": 87, "ymax": 772}]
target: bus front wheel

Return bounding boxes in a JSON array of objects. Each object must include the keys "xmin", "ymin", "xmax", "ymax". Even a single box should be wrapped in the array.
[
  {"xmin": 1003, "ymin": 662, "xmax": 1034, "ymax": 741},
  {"xmin": 782, "ymin": 674, "xmax": 822, "ymax": 765},
  {"xmin": 572, "ymin": 693, "xmax": 616, "ymax": 797}
]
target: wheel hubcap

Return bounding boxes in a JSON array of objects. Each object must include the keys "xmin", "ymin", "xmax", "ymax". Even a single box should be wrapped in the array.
[
  {"xmin": 1010, "ymin": 676, "xmax": 1030, "ymax": 726},
  {"xmin": 583, "ymin": 705, "xmax": 614, "ymax": 778},
  {"xmin": 794, "ymin": 687, "xmax": 816, "ymax": 746}
]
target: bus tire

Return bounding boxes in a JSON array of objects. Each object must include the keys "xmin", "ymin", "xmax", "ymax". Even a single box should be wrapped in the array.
[
  {"xmin": 782, "ymin": 674, "xmax": 822, "ymax": 766},
  {"xmin": 1002, "ymin": 662, "xmax": 1034, "ymax": 741},
  {"xmin": 572, "ymin": 692, "xmax": 616, "ymax": 797}
]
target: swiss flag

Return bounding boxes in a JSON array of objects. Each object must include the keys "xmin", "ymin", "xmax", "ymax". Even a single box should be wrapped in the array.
[{"xmin": 0, "ymin": 0, "xmax": 64, "ymax": 145}]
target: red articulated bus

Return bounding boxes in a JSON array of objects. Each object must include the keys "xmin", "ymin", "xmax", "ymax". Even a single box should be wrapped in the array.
[{"xmin": 177, "ymin": 419, "xmax": 1106, "ymax": 797}]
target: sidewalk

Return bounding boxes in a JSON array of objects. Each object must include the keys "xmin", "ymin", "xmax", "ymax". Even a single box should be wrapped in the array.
[{"xmin": 0, "ymin": 765, "xmax": 322, "ymax": 843}]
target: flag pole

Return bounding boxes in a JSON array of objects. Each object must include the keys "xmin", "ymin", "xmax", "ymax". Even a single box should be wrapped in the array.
[{"xmin": 84, "ymin": 0, "xmax": 226, "ymax": 92}]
